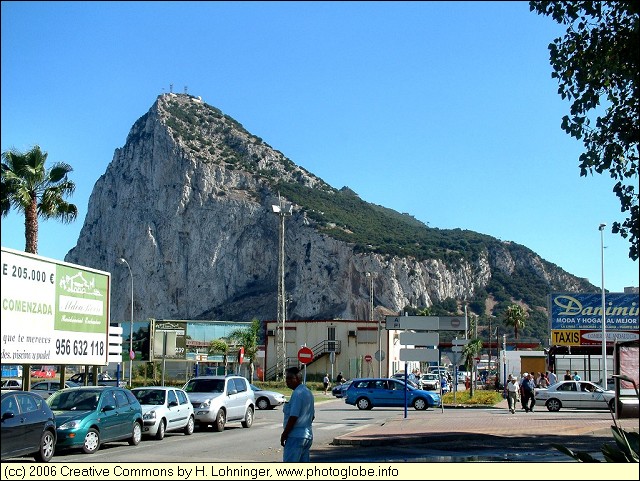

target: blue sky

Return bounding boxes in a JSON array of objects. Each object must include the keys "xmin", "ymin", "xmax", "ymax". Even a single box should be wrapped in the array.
[{"xmin": 2, "ymin": 1, "xmax": 638, "ymax": 293}]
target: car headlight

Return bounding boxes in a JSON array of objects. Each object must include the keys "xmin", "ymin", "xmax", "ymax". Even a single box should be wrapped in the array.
[
  {"xmin": 200, "ymin": 400, "xmax": 211, "ymax": 408},
  {"xmin": 143, "ymin": 410, "xmax": 157, "ymax": 421},
  {"xmin": 59, "ymin": 420, "xmax": 82, "ymax": 430}
]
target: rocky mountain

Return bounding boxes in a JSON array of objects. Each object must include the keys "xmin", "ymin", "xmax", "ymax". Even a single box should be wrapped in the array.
[{"xmin": 65, "ymin": 93, "xmax": 595, "ymax": 343}]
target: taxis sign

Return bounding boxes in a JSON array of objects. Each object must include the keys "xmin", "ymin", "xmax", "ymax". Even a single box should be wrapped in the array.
[{"xmin": 551, "ymin": 330, "xmax": 580, "ymax": 346}]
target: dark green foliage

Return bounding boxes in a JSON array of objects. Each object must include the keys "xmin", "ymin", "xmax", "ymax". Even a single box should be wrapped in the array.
[
  {"xmin": 530, "ymin": 1, "xmax": 639, "ymax": 260},
  {"xmin": 553, "ymin": 426, "xmax": 639, "ymax": 463}
]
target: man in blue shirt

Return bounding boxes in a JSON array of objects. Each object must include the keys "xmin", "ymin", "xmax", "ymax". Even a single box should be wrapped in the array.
[
  {"xmin": 521, "ymin": 372, "xmax": 537, "ymax": 412},
  {"xmin": 281, "ymin": 367, "xmax": 315, "ymax": 462}
]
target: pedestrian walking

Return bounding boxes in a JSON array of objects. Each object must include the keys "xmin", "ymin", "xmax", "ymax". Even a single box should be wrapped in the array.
[
  {"xmin": 564, "ymin": 369, "xmax": 572, "ymax": 381},
  {"xmin": 281, "ymin": 367, "xmax": 314, "ymax": 462},
  {"xmin": 521, "ymin": 373, "xmax": 536, "ymax": 412},
  {"xmin": 322, "ymin": 373, "xmax": 330, "ymax": 395},
  {"xmin": 537, "ymin": 372, "xmax": 548, "ymax": 388},
  {"xmin": 547, "ymin": 370, "xmax": 557, "ymax": 386},
  {"xmin": 572, "ymin": 371, "xmax": 581, "ymax": 381},
  {"xmin": 506, "ymin": 376, "xmax": 520, "ymax": 414}
]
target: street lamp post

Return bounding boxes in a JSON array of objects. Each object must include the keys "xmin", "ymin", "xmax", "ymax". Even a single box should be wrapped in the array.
[
  {"xmin": 119, "ymin": 258, "xmax": 134, "ymax": 387},
  {"xmin": 272, "ymin": 197, "xmax": 292, "ymax": 381},
  {"xmin": 599, "ymin": 223, "xmax": 607, "ymax": 387},
  {"xmin": 366, "ymin": 273, "xmax": 379, "ymax": 376}
]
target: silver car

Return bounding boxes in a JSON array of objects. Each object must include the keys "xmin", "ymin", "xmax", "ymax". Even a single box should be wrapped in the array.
[
  {"xmin": 250, "ymin": 384, "xmax": 285, "ymax": 410},
  {"xmin": 535, "ymin": 380, "xmax": 615, "ymax": 412},
  {"xmin": 183, "ymin": 376, "xmax": 255, "ymax": 432},
  {"xmin": 132, "ymin": 387, "xmax": 195, "ymax": 440},
  {"xmin": 30, "ymin": 381, "xmax": 80, "ymax": 399}
]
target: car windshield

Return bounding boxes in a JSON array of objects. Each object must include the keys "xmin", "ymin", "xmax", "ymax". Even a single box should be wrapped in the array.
[
  {"xmin": 250, "ymin": 384, "xmax": 263, "ymax": 392},
  {"xmin": 48, "ymin": 390, "xmax": 101, "ymax": 411},
  {"xmin": 133, "ymin": 389, "xmax": 166, "ymax": 405},
  {"xmin": 184, "ymin": 379, "xmax": 225, "ymax": 393}
]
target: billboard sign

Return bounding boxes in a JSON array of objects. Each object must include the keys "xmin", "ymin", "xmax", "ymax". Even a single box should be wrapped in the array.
[
  {"xmin": 152, "ymin": 320, "xmax": 187, "ymax": 360},
  {"xmin": 550, "ymin": 293, "xmax": 639, "ymax": 346},
  {"xmin": 1, "ymin": 247, "xmax": 110, "ymax": 365}
]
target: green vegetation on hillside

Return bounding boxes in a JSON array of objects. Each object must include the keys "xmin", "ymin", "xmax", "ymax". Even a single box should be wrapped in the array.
[{"xmin": 160, "ymin": 94, "xmax": 596, "ymax": 345}]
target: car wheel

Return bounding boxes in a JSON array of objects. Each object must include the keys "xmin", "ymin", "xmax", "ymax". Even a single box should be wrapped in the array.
[
  {"xmin": 256, "ymin": 397, "xmax": 270, "ymax": 410},
  {"xmin": 82, "ymin": 428, "xmax": 100, "ymax": 454},
  {"xmin": 609, "ymin": 399, "xmax": 616, "ymax": 413},
  {"xmin": 356, "ymin": 397, "xmax": 371, "ymax": 410},
  {"xmin": 213, "ymin": 410, "xmax": 226, "ymax": 432},
  {"xmin": 129, "ymin": 422, "xmax": 142, "ymax": 445},
  {"xmin": 184, "ymin": 415, "xmax": 195, "ymax": 435},
  {"xmin": 413, "ymin": 398, "xmax": 427, "ymax": 410},
  {"xmin": 155, "ymin": 419, "xmax": 166, "ymax": 440},
  {"xmin": 241, "ymin": 407, "xmax": 254, "ymax": 428},
  {"xmin": 546, "ymin": 398, "xmax": 562, "ymax": 412},
  {"xmin": 34, "ymin": 429, "xmax": 55, "ymax": 462}
]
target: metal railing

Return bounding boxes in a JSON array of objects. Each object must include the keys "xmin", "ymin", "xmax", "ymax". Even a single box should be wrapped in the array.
[{"xmin": 263, "ymin": 340, "xmax": 342, "ymax": 380}]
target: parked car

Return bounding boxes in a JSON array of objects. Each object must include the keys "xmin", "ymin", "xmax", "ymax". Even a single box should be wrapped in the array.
[
  {"xmin": 535, "ymin": 380, "xmax": 615, "ymax": 412},
  {"xmin": 1, "ymin": 391, "xmax": 57, "ymax": 462},
  {"xmin": 344, "ymin": 378, "xmax": 441, "ymax": 411},
  {"xmin": 183, "ymin": 376, "xmax": 255, "ymax": 432},
  {"xmin": 46, "ymin": 386, "xmax": 143, "ymax": 454},
  {"xmin": 332, "ymin": 380, "xmax": 352, "ymax": 398},
  {"xmin": 132, "ymin": 386, "xmax": 195, "ymax": 440},
  {"xmin": 250, "ymin": 384, "xmax": 285, "ymax": 410},
  {"xmin": 419, "ymin": 373, "xmax": 440, "ymax": 391},
  {"xmin": 390, "ymin": 372, "xmax": 420, "ymax": 389},
  {"xmin": 31, "ymin": 366, "xmax": 56, "ymax": 379},
  {"xmin": 68, "ymin": 372, "xmax": 126, "ymax": 387},
  {"xmin": 1, "ymin": 379, "xmax": 22, "ymax": 390},
  {"xmin": 31, "ymin": 381, "xmax": 81, "ymax": 399}
]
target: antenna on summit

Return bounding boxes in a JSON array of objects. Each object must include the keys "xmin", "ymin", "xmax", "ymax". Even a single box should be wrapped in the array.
[
  {"xmin": 184, "ymin": 85, "xmax": 188, "ymax": 95},
  {"xmin": 169, "ymin": 84, "xmax": 173, "ymax": 93}
]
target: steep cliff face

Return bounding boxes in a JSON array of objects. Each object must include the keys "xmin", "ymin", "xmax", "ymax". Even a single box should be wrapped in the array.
[{"xmin": 65, "ymin": 94, "xmax": 593, "ymax": 337}]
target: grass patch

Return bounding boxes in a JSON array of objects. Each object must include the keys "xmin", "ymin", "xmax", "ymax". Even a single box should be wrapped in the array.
[{"xmin": 442, "ymin": 390, "xmax": 502, "ymax": 405}]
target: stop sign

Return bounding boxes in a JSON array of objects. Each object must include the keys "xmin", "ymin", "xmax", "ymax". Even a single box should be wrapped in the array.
[
  {"xmin": 297, "ymin": 346, "xmax": 314, "ymax": 365},
  {"xmin": 364, "ymin": 354, "xmax": 372, "ymax": 363}
]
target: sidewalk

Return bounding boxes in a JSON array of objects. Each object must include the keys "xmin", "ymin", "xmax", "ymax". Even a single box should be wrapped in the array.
[{"xmin": 331, "ymin": 398, "xmax": 640, "ymax": 447}]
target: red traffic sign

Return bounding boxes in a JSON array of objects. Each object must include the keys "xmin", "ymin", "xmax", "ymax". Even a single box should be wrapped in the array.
[
  {"xmin": 364, "ymin": 354, "xmax": 373, "ymax": 363},
  {"xmin": 297, "ymin": 346, "xmax": 314, "ymax": 365},
  {"xmin": 238, "ymin": 347, "xmax": 245, "ymax": 364}
]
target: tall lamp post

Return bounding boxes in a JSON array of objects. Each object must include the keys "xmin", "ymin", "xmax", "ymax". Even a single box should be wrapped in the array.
[
  {"xmin": 599, "ymin": 223, "xmax": 607, "ymax": 387},
  {"xmin": 366, "ymin": 273, "xmax": 379, "ymax": 376},
  {"xmin": 272, "ymin": 197, "xmax": 292, "ymax": 381},
  {"xmin": 119, "ymin": 258, "xmax": 134, "ymax": 387}
]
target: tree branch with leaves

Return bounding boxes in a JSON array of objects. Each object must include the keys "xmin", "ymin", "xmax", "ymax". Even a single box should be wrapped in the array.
[{"xmin": 530, "ymin": 1, "xmax": 639, "ymax": 260}]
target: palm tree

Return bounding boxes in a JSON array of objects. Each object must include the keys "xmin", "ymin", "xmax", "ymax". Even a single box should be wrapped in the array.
[
  {"xmin": 462, "ymin": 338, "xmax": 483, "ymax": 397},
  {"xmin": 1, "ymin": 145, "xmax": 77, "ymax": 254},
  {"xmin": 208, "ymin": 339, "xmax": 229, "ymax": 375},
  {"xmin": 228, "ymin": 318, "xmax": 261, "ymax": 381},
  {"xmin": 504, "ymin": 304, "xmax": 527, "ymax": 340}
]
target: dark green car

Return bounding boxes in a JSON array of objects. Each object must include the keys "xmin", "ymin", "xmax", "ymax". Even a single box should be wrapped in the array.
[{"xmin": 46, "ymin": 386, "xmax": 143, "ymax": 454}]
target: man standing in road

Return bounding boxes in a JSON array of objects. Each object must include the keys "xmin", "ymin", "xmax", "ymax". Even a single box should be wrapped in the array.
[{"xmin": 281, "ymin": 367, "xmax": 315, "ymax": 462}]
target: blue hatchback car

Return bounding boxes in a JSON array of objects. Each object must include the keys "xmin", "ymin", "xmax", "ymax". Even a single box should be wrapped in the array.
[{"xmin": 344, "ymin": 378, "xmax": 441, "ymax": 410}]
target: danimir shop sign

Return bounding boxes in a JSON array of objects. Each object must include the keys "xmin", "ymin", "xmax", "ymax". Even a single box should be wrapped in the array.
[
  {"xmin": 1, "ymin": 246, "xmax": 111, "ymax": 365},
  {"xmin": 549, "ymin": 292, "xmax": 639, "ymax": 346}
]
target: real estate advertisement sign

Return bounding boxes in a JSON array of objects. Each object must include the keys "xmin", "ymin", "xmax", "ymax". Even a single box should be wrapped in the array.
[
  {"xmin": 1, "ymin": 247, "xmax": 111, "ymax": 365},
  {"xmin": 549, "ymin": 292, "xmax": 639, "ymax": 346}
]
